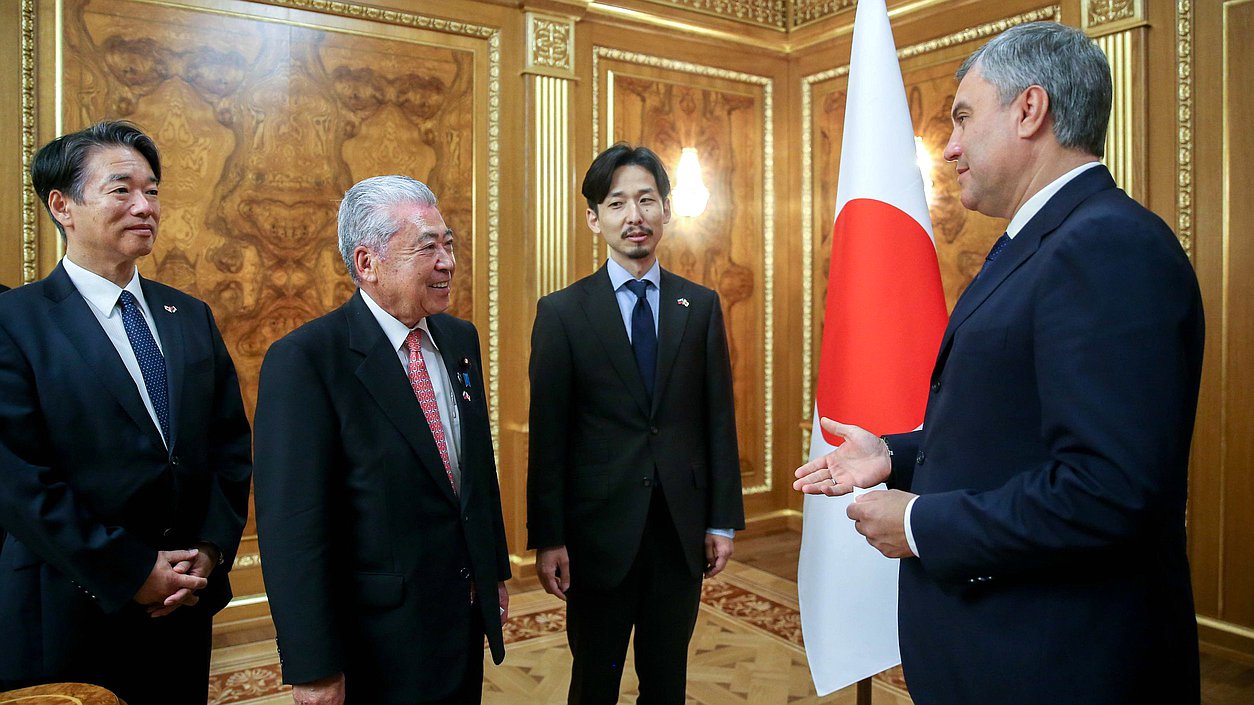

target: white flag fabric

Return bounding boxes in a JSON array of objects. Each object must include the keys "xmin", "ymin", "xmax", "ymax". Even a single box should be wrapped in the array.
[{"xmin": 798, "ymin": 0, "xmax": 948, "ymax": 695}]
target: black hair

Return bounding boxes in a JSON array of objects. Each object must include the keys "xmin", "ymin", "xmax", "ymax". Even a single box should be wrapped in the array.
[
  {"xmin": 31, "ymin": 120, "xmax": 162, "ymax": 238},
  {"xmin": 580, "ymin": 143, "xmax": 671, "ymax": 211}
]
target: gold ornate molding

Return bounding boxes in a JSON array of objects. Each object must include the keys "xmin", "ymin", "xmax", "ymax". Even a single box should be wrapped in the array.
[
  {"xmin": 798, "ymin": 5, "xmax": 1058, "ymax": 458},
  {"xmin": 526, "ymin": 12, "xmax": 576, "ymax": 77},
  {"xmin": 790, "ymin": 0, "xmax": 854, "ymax": 28},
  {"xmin": 641, "ymin": 0, "xmax": 786, "ymax": 29},
  {"xmin": 19, "ymin": 0, "xmax": 37, "ymax": 284},
  {"xmin": 592, "ymin": 47, "xmax": 775, "ymax": 494},
  {"xmin": 257, "ymin": 0, "xmax": 496, "ymax": 37},
  {"xmin": 1176, "ymin": 0, "xmax": 1193, "ymax": 256},
  {"xmin": 232, "ymin": 551, "xmax": 262, "ymax": 570},
  {"xmin": 1082, "ymin": 0, "xmax": 1146, "ymax": 36}
]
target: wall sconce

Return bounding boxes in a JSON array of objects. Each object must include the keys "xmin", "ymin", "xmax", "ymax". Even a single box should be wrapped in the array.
[
  {"xmin": 671, "ymin": 147, "xmax": 710, "ymax": 218},
  {"xmin": 914, "ymin": 135, "xmax": 935, "ymax": 203}
]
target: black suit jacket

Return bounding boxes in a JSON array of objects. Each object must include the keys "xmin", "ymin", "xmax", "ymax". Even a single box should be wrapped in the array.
[
  {"xmin": 254, "ymin": 291, "xmax": 510, "ymax": 702},
  {"xmin": 0, "ymin": 262, "xmax": 252, "ymax": 679},
  {"xmin": 526, "ymin": 265, "xmax": 744, "ymax": 588},
  {"xmin": 884, "ymin": 166, "xmax": 1204, "ymax": 704}
]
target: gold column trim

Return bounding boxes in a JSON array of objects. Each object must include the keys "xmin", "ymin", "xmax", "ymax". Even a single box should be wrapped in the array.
[
  {"xmin": 592, "ymin": 47, "xmax": 775, "ymax": 495},
  {"xmin": 232, "ymin": 552, "xmax": 262, "ymax": 570},
  {"xmin": 532, "ymin": 74, "xmax": 573, "ymax": 297},
  {"xmin": 526, "ymin": 12, "xmax": 576, "ymax": 77},
  {"xmin": 798, "ymin": 5, "xmax": 1058, "ymax": 459},
  {"xmin": 19, "ymin": 0, "xmax": 37, "ymax": 284},
  {"xmin": 1097, "ymin": 31, "xmax": 1136, "ymax": 198},
  {"xmin": 1176, "ymin": 0, "xmax": 1194, "ymax": 256}
]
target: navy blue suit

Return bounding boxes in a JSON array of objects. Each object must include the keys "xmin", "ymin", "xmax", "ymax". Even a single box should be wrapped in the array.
[
  {"xmin": 884, "ymin": 166, "xmax": 1204, "ymax": 705},
  {"xmin": 0, "ymin": 263, "xmax": 252, "ymax": 703}
]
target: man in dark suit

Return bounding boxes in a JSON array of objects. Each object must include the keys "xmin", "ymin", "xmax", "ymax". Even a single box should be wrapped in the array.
[
  {"xmin": 795, "ymin": 22, "xmax": 1204, "ymax": 705},
  {"xmin": 254, "ymin": 175, "xmax": 510, "ymax": 705},
  {"xmin": 527, "ymin": 144, "xmax": 745, "ymax": 705},
  {"xmin": 0, "ymin": 121, "xmax": 253, "ymax": 704}
]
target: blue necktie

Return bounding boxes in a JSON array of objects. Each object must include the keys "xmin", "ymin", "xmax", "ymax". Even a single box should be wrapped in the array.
[
  {"xmin": 624, "ymin": 279, "xmax": 657, "ymax": 400},
  {"xmin": 977, "ymin": 233, "xmax": 1011, "ymax": 278},
  {"xmin": 118, "ymin": 291, "xmax": 170, "ymax": 444}
]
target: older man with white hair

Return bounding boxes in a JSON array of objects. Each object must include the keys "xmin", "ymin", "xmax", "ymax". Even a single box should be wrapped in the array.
[{"xmin": 255, "ymin": 175, "xmax": 510, "ymax": 705}]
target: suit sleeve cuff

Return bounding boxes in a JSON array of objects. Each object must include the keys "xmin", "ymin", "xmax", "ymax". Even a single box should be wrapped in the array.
[
  {"xmin": 705, "ymin": 528, "xmax": 735, "ymax": 539},
  {"xmin": 904, "ymin": 495, "xmax": 921, "ymax": 558}
]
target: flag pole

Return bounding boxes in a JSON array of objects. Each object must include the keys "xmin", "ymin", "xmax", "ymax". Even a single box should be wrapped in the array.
[{"xmin": 856, "ymin": 677, "xmax": 873, "ymax": 705}]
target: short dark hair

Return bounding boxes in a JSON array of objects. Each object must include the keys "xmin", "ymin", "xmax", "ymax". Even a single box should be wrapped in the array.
[
  {"xmin": 31, "ymin": 121, "xmax": 162, "ymax": 238},
  {"xmin": 581, "ymin": 143, "xmax": 671, "ymax": 211}
]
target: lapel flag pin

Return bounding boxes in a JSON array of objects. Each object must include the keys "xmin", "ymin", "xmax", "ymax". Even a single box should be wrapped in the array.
[
  {"xmin": 676, "ymin": 298, "xmax": 689, "ymax": 307},
  {"xmin": 462, "ymin": 391, "xmax": 472, "ymax": 402},
  {"xmin": 163, "ymin": 305, "xmax": 177, "ymax": 313}
]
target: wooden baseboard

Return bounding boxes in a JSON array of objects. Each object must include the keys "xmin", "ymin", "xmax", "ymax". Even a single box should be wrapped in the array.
[{"xmin": 1198, "ymin": 616, "xmax": 1254, "ymax": 666}]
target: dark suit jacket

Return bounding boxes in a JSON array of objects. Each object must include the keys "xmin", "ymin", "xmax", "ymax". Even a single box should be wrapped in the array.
[
  {"xmin": 884, "ymin": 166, "xmax": 1204, "ymax": 705},
  {"xmin": 0, "ymin": 262, "xmax": 252, "ymax": 680},
  {"xmin": 526, "ymin": 265, "xmax": 744, "ymax": 588},
  {"xmin": 253, "ymin": 291, "xmax": 510, "ymax": 702}
]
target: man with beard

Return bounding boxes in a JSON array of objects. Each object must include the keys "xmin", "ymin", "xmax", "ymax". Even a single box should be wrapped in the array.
[{"xmin": 527, "ymin": 143, "xmax": 745, "ymax": 704}]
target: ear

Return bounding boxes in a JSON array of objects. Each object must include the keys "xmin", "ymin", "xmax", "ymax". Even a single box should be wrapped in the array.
[
  {"xmin": 353, "ymin": 245, "xmax": 378, "ymax": 284},
  {"xmin": 1016, "ymin": 85, "xmax": 1051, "ymax": 140},
  {"xmin": 585, "ymin": 206, "xmax": 602, "ymax": 234},
  {"xmin": 661, "ymin": 196, "xmax": 672, "ymax": 225},
  {"xmin": 47, "ymin": 190, "xmax": 74, "ymax": 231}
]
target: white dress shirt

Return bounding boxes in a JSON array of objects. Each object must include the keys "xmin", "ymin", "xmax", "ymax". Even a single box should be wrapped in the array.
[
  {"xmin": 902, "ymin": 160, "xmax": 1102, "ymax": 557},
  {"xmin": 360, "ymin": 289, "xmax": 462, "ymax": 490},
  {"xmin": 604, "ymin": 258, "xmax": 733, "ymax": 540},
  {"xmin": 62, "ymin": 257, "xmax": 168, "ymax": 448}
]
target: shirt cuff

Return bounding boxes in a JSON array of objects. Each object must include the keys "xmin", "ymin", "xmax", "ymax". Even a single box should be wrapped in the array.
[
  {"xmin": 705, "ymin": 528, "xmax": 735, "ymax": 539},
  {"xmin": 903, "ymin": 496, "xmax": 920, "ymax": 558}
]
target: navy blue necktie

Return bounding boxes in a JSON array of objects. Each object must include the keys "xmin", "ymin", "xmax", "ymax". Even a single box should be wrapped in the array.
[
  {"xmin": 977, "ymin": 233, "xmax": 1011, "ymax": 278},
  {"xmin": 118, "ymin": 291, "xmax": 170, "ymax": 443},
  {"xmin": 624, "ymin": 279, "xmax": 657, "ymax": 400}
]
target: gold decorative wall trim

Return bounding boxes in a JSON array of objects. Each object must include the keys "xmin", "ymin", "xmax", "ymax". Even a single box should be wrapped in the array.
[
  {"xmin": 790, "ymin": 0, "xmax": 854, "ymax": 28},
  {"xmin": 1176, "ymin": 0, "xmax": 1193, "ymax": 256},
  {"xmin": 1098, "ymin": 30, "xmax": 1136, "ymax": 197},
  {"xmin": 533, "ymin": 74, "xmax": 573, "ymax": 297},
  {"xmin": 592, "ymin": 46, "xmax": 775, "ymax": 495},
  {"xmin": 257, "ymin": 0, "xmax": 496, "ymax": 37},
  {"xmin": 526, "ymin": 12, "xmax": 576, "ymax": 77},
  {"xmin": 1082, "ymin": 0, "xmax": 1146, "ymax": 35},
  {"xmin": 640, "ymin": 0, "xmax": 787, "ymax": 29},
  {"xmin": 19, "ymin": 0, "xmax": 37, "ymax": 284},
  {"xmin": 232, "ymin": 552, "xmax": 262, "ymax": 570},
  {"xmin": 798, "ymin": 5, "xmax": 1058, "ymax": 458}
]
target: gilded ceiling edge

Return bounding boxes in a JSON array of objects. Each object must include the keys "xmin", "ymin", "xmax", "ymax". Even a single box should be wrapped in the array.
[
  {"xmin": 592, "ymin": 46, "xmax": 776, "ymax": 494},
  {"xmin": 796, "ymin": 5, "xmax": 1059, "ymax": 460}
]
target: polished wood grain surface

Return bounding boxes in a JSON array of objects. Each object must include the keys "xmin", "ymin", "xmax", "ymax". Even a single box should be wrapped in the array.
[{"xmin": 0, "ymin": 683, "xmax": 126, "ymax": 704}]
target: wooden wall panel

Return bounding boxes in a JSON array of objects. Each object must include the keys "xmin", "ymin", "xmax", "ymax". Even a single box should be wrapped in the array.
[{"xmin": 598, "ymin": 58, "xmax": 772, "ymax": 496}]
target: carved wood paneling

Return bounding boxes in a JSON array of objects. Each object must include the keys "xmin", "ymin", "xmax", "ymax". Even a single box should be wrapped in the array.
[
  {"xmin": 607, "ymin": 67, "xmax": 770, "ymax": 494},
  {"xmin": 61, "ymin": 0, "xmax": 481, "ymax": 415}
]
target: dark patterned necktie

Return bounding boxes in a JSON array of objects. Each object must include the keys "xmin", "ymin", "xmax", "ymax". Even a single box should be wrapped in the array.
[
  {"xmin": 624, "ymin": 279, "xmax": 657, "ymax": 400},
  {"xmin": 117, "ymin": 290, "xmax": 169, "ymax": 444},
  {"xmin": 977, "ymin": 233, "xmax": 1012, "ymax": 278}
]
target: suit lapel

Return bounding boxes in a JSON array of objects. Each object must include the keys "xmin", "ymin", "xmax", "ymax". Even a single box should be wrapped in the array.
[
  {"xmin": 934, "ymin": 165, "xmax": 1118, "ymax": 374},
  {"xmin": 44, "ymin": 264, "xmax": 165, "ymax": 446},
  {"xmin": 653, "ymin": 269, "xmax": 691, "ymax": 416},
  {"xmin": 347, "ymin": 293, "xmax": 459, "ymax": 508},
  {"xmin": 428, "ymin": 314, "xmax": 474, "ymax": 506},
  {"xmin": 141, "ymin": 278, "xmax": 184, "ymax": 451},
  {"xmin": 578, "ymin": 266, "xmax": 652, "ymax": 418}
]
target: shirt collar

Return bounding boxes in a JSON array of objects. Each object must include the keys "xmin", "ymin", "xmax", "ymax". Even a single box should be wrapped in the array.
[
  {"xmin": 62, "ymin": 257, "xmax": 144, "ymax": 318},
  {"xmin": 359, "ymin": 288, "xmax": 440, "ymax": 354},
  {"xmin": 1006, "ymin": 161, "xmax": 1102, "ymax": 239},
  {"xmin": 606, "ymin": 257, "xmax": 661, "ymax": 291}
]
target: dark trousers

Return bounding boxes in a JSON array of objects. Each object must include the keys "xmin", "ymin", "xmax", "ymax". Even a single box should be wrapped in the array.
[{"xmin": 565, "ymin": 489, "xmax": 703, "ymax": 705}]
